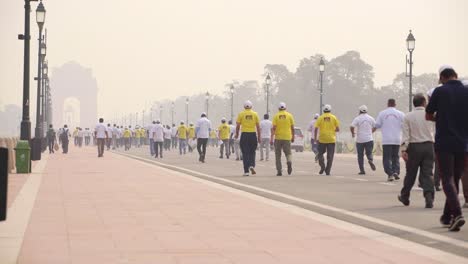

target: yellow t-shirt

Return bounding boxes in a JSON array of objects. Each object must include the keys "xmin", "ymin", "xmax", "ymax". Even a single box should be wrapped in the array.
[
  {"xmin": 314, "ymin": 113, "xmax": 340, "ymax": 143},
  {"xmin": 188, "ymin": 126, "xmax": 195, "ymax": 138},
  {"xmin": 218, "ymin": 124, "xmax": 230, "ymax": 140},
  {"xmin": 210, "ymin": 130, "xmax": 217, "ymax": 139},
  {"xmin": 272, "ymin": 110, "xmax": 295, "ymax": 140},
  {"xmin": 135, "ymin": 129, "xmax": 141, "ymax": 138},
  {"xmin": 236, "ymin": 109, "xmax": 260, "ymax": 133},
  {"xmin": 178, "ymin": 125, "xmax": 187, "ymax": 139},
  {"xmin": 123, "ymin": 130, "xmax": 131, "ymax": 138}
]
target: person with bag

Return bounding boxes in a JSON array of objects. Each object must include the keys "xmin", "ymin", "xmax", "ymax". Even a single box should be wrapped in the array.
[
  {"xmin": 46, "ymin": 124, "xmax": 56, "ymax": 154},
  {"xmin": 61, "ymin": 125, "xmax": 70, "ymax": 154}
]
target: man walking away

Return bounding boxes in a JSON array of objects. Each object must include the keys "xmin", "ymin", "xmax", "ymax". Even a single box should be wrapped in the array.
[
  {"xmin": 307, "ymin": 114, "xmax": 320, "ymax": 161},
  {"xmin": 188, "ymin": 123, "xmax": 195, "ymax": 153},
  {"xmin": 148, "ymin": 121, "xmax": 156, "ymax": 156},
  {"xmin": 462, "ymin": 79, "xmax": 468, "ymax": 208},
  {"xmin": 112, "ymin": 124, "xmax": 118, "ymax": 150},
  {"xmin": 84, "ymin": 128, "xmax": 91, "ymax": 146},
  {"xmin": 259, "ymin": 114, "xmax": 272, "ymax": 161},
  {"xmin": 196, "ymin": 112, "xmax": 212, "ymax": 163},
  {"xmin": 106, "ymin": 124, "xmax": 112, "ymax": 150},
  {"xmin": 164, "ymin": 125, "xmax": 172, "ymax": 151},
  {"xmin": 171, "ymin": 124, "xmax": 178, "ymax": 149},
  {"xmin": 271, "ymin": 102, "xmax": 295, "ymax": 176},
  {"xmin": 95, "ymin": 118, "xmax": 108, "ymax": 158},
  {"xmin": 176, "ymin": 121, "xmax": 188, "ymax": 155},
  {"xmin": 235, "ymin": 100, "xmax": 261, "ymax": 176},
  {"xmin": 61, "ymin": 125, "xmax": 70, "ymax": 154},
  {"xmin": 218, "ymin": 118, "xmax": 230, "ymax": 159},
  {"xmin": 426, "ymin": 66, "xmax": 468, "ymax": 231},
  {"xmin": 46, "ymin": 124, "xmax": 56, "ymax": 154},
  {"xmin": 398, "ymin": 94, "xmax": 435, "ymax": 209},
  {"xmin": 123, "ymin": 127, "xmax": 131, "ymax": 151},
  {"xmin": 314, "ymin": 104, "xmax": 340, "ymax": 176},
  {"xmin": 350, "ymin": 105, "xmax": 377, "ymax": 175},
  {"xmin": 229, "ymin": 120, "xmax": 236, "ymax": 154},
  {"xmin": 376, "ymin": 99, "xmax": 405, "ymax": 181},
  {"xmin": 151, "ymin": 120, "xmax": 164, "ymax": 158}
]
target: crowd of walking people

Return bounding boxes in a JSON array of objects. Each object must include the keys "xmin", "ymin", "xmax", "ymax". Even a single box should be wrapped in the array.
[{"xmin": 46, "ymin": 65, "xmax": 468, "ymax": 232}]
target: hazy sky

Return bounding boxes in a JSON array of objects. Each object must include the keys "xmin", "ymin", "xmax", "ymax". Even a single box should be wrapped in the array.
[{"xmin": 1, "ymin": 0, "xmax": 467, "ymax": 118}]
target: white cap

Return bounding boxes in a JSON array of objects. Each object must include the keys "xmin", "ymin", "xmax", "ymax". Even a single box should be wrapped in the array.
[
  {"xmin": 323, "ymin": 104, "xmax": 332, "ymax": 112},
  {"xmin": 278, "ymin": 102, "xmax": 286, "ymax": 110},
  {"xmin": 180, "ymin": 120, "xmax": 184, "ymax": 124},
  {"xmin": 314, "ymin": 113, "xmax": 319, "ymax": 118},
  {"xmin": 156, "ymin": 119, "xmax": 160, "ymax": 123},
  {"xmin": 190, "ymin": 122, "xmax": 194, "ymax": 125},
  {"xmin": 439, "ymin": 65, "xmax": 454, "ymax": 75},
  {"xmin": 244, "ymin": 100, "xmax": 253, "ymax": 109},
  {"xmin": 462, "ymin": 79, "xmax": 468, "ymax": 87},
  {"xmin": 221, "ymin": 117, "xmax": 226, "ymax": 122},
  {"xmin": 201, "ymin": 112, "xmax": 207, "ymax": 117},
  {"xmin": 359, "ymin": 105, "xmax": 368, "ymax": 113}
]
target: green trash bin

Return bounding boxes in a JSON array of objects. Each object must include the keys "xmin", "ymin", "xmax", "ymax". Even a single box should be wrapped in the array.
[{"xmin": 15, "ymin": 140, "xmax": 31, "ymax": 174}]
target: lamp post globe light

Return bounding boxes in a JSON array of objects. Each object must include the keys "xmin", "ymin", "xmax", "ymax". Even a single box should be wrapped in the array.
[
  {"xmin": 31, "ymin": 0, "xmax": 46, "ymax": 161},
  {"xmin": 230, "ymin": 84, "xmax": 234, "ymax": 122},
  {"xmin": 265, "ymin": 73, "xmax": 271, "ymax": 115},
  {"xmin": 319, "ymin": 57, "xmax": 325, "ymax": 114},
  {"xmin": 185, "ymin": 98, "xmax": 189, "ymax": 125},
  {"xmin": 205, "ymin": 91, "xmax": 210, "ymax": 117},
  {"xmin": 406, "ymin": 30, "xmax": 416, "ymax": 112}
]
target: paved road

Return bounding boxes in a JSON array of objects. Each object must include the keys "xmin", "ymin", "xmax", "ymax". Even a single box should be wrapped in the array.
[{"xmin": 114, "ymin": 144, "xmax": 468, "ymax": 257}]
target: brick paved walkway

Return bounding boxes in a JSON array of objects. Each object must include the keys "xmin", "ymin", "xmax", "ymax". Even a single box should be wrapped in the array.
[{"xmin": 1, "ymin": 146, "xmax": 463, "ymax": 263}]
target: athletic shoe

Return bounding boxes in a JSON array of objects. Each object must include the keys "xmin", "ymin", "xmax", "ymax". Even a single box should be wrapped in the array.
[
  {"xmin": 276, "ymin": 172, "xmax": 282, "ymax": 176},
  {"xmin": 260, "ymin": 158, "xmax": 264, "ymax": 161},
  {"xmin": 435, "ymin": 186, "xmax": 442, "ymax": 192},
  {"xmin": 440, "ymin": 215, "xmax": 451, "ymax": 228},
  {"xmin": 449, "ymin": 216, "xmax": 465, "ymax": 232},
  {"xmin": 243, "ymin": 173, "xmax": 249, "ymax": 177},
  {"xmin": 319, "ymin": 168, "xmax": 325, "ymax": 175},
  {"xmin": 249, "ymin": 166, "xmax": 256, "ymax": 175},
  {"xmin": 393, "ymin": 173, "xmax": 400, "ymax": 180},
  {"xmin": 387, "ymin": 175, "xmax": 394, "ymax": 182},
  {"xmin": 425, "ymin": 199, "xmax": 434, "ymax": 209},
  {"xmin": 219, "ymin": 155, "xmax": 223, "ymax": 159},
  {"xmin": 287, "ymin": 162, "xmax": 292, "ymax": 175},
  {"xmin": 368, "ymin": 160, "xmax": 376, "ymax": 171},
  {"xmin": 358, "ymin": 171, "xmax": 366, "ymax": 175},
  {"xmin": 398, "ymin": 195, "xmax": 410, "ymax": 206}
]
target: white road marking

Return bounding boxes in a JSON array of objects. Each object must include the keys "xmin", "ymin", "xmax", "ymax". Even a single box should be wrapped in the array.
[
  {"xmin": 117, "ymin": 152, "xmax": 468, "ymax": 263},
  {"xmin": 353, "ymin": 178, "xmax": 369, "ymax": 182},
  {"xmin": 379, "ymin": 182, "xmax": 396, "ymax": 186}
]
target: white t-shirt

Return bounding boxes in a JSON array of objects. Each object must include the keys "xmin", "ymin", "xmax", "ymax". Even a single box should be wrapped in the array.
[
  {"xmin": 171, "ymin": 126, "xmax": 178, "ymax": 137},
  {"xmin": 375, "ymin": 107, "xmax": 405, "ymax": 145},
  {"xmin": 196, "ymin": 117, "xmax": 212, "ymax": 139},
  {"xmin": 95, "ymin": 123, "xmax": 108, "ymax": 139},
  {"xmin": 151, "ymin": 124, "xmax": 164, "ymax": 142},
  {"xmin": 351, "ymin": 114, "xmax": 376, "ymax": 143},
  {"xmin": 113, "ymin": 127, "xmax": 120, "ymax": 138},
  {"xmin": 307, "ymin": 119, "xmax": 318, "ymax": 138},
  {"xmin": 260, "ymin": 119, "xmax": 272, "ymax": 139},
  {"xmin": 107, "ymin": 126, "xmax": 113, "ymax": 136},
  {"xmin": 77, "ymin": 130, "xmax": 84, "ymax": 137},
  {"xmin": 163, "ymin": 127, "xmax": 172, "ymax": 139}
]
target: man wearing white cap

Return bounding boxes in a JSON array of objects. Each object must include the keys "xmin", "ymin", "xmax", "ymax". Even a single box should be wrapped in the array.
[
  {"xmin": 259, "ymin": 114, "xmax": 272, "ymax": 161},
  {"xmin": 235, "ymin": 100, "xmax": 261, "ymax": 176},
  {"xmin": 151, "ymin": 120, "xmax": 164, "ymax": 158},
  {"xmin": 271, "ymin": 102, "xmax": 295, "ymax": 176},
  {"xmin": 376, "ymin": 99, "xmax": 405, "ymax": 182},
  {"xmin": 195, "ymin": 112, "xmax": 212, "ymax": 163},
  {"xmin": 314, "ymin": 105, "xmax": 340, "ymax": 175},
  {"xmin": 307, "ymin": 113, "xmax": 320, "ymax": 160},
  {"xmin": 350, "ymin": 105, "xmax": 377, "ymax": 175},
  {"xmin": 426, "ymin": 66, "xmax": 468, "ymax": 231}
]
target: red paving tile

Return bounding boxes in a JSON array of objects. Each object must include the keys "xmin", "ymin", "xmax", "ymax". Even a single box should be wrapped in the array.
[{"xmin": 15, "ymin": 146, "xmax": 449, "ymax": 263}]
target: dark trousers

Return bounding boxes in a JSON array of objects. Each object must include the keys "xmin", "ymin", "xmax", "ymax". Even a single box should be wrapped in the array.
[
  {"xmin": 401, "ymin": 142, "xmax": 435, "ymax": 200},
  {"xmin": 164, "ymin": 139, "xmax": 171, "ymax": 150},
  {"xmin": 124, "ymin": 138, "xmax": 131, "ymax": 151},
  {"xmin": 220, "ymin": 139, "xmax": 230, "ymax": 157},
  {"xmin": 85, "ymin": 136, "xmax": 90, "ymax": 146},
  {"xmin": 463, "ymin": 154, "xmax": 468, "ymax": 203},
  {"xmin": 356, "ymin": 141, "xmax": 374, "ymax": 173},
  {"xmin": 48, "ymin": 138, "xmax": 54, "ymax": 153},
  {"xmin": 275, "ymin": 140, "xmax": 292, "ymax": 172},
  {"xmin": 149, "ymin": 139, "xmax": 155, "ymax": 155},
  {"xmin": 97, "ymin": 138, "xmax": 105, "ymax": 157},
  {"xmin": 229, "ymin": 138, "xmax": 235, "ymax": 153},
  {"xmin": 197, "ymin": 138, "xmax": 208, "ymax": 158},
  {"xmin": 172, "ymin": 137, "xmax": 178, "ymax": 148},
  {"xmin": 436, "ymin": 151, "xmax": 465, "ymax": 219},
  {"xmin": 240, "ymin": 133, "xmax": 258, "ymax": 173},
  {"xmin": 106, "ymin": 138, "xmax": 111, "ymax": 150},
  {"xmin": 62, "ymin": 140, "xmax": 69, "ymax": 153},
  {"xmin": 383, "ymin": 145, "xmax": 400, "ymax": 176},
  {"xmin": 154, "ymin": 141, "xmax": 163, "ymax": 157},
  {"xmin": 317, "ymin": 143, "xmax": 335, "ymax": 174}
]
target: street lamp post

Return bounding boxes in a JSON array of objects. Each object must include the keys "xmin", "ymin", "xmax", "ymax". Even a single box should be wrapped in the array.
[
  {"xmin": 230, "ymin": 84, "xmax": 234, "ymax": 121},
  {"xmin": 185, "ymin": 98, "xmax": 189, "ymax": 125},
  {"xmin": 31, "ymin": 0, "xmax": 46, "ymax": 161},
  {"xmin": 159, "ymin": 105, "xmax": 163, "ymax": 123},
  {"xmin": 42, "ymin": 60, "xmax": 48, "ymax": 137},
  {"xmin": 265, "ymin": 74, "xmax": 271, "ymax": 115},
  {"xmin": 406, "ymin": 30, "xmax": 416, "ymax": 112},
  {"xmin": 142, "ymin": 109, "xmax": 145, "ymax": 126},
  {"xmin": 205, "ymin": 92, "xmax": 210, "ymax": 117},
  {"xmin": 171, "ymin": 102, "xmax": 175, "ymax": 125},
  {"xmin": 319, "ymin": 58, "xmax": 325, "ymax": 114}
]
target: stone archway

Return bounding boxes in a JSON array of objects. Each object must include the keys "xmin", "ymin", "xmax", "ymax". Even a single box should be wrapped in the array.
[{"xmin": 50, "ymin": 62, "xmax": 98, "ymax": 129}]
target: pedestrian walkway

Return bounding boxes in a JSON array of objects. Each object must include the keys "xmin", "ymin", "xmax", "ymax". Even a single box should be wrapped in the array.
[{"xmin": 1, "ymin": 146, "xmax": 466, "ymax": 263}]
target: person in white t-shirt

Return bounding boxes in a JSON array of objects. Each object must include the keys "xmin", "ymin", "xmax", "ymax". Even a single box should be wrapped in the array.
[
  {"xmin": 195, "ymin": 112, "xmax": 212, "ymax": 163},
  {"xmin": 147, "ymin": 121, "xmax": 156, "ymax": 156},
  {"xmin": 77, "ymin": 128, "xmax": 84, "ymax": 147},
  {"xmin": 375, "ymin": 99, "xmax": 405, "ymax": 181},
  {"xmin": 95, "ymin": 118, "xmax": 109, "ymax": 158},
  {"xmin": 112, "ymin": 124, "xmax": 119, "ymax": 150},
  {"xmin": 106, "ymin": 124, "xmax": 113, "ymax": 150},
  {"xmin": 350, "ymin": 105, "xmax": 377, "ymax": 175},
  {"xmin": 163, "ymin": 125, "xmax": 172, "ymax": 151},
  {"xmin": 307, "ymin": 113, "xmax": 320, "ymax": 160},
  {"xmin": 151, "ymin": 120, "xmax": 164, "ymax": 158},
  {"xmin": 259, "ymin": 114, "xmax": 272, "ymax": 161}
]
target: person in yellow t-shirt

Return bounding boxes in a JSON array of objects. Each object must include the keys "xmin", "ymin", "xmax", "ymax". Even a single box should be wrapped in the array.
[
  {"xmin": 123, "ymin": 127, "xmax": 132, "ymax": 151},
  {"xmin": 314, "ymin": 104, "xmax": 340, "ymax": 176},
  {"xmin": 135, "ymin": 127, "xmax": 141, "ymax": 148},
  {"xmin": 218, "ymin": 118, "xmax": 231, "ymax": 159},
  {"xmin": 235, "ymin": 100, "xmax": 261, "ymax": 176},
  {"xmin": 271, "ymin": 102, "xmax": 295, "ymax": 176},
  {"xmin": 187, "ymin": 123, "xmax": 195, "ymax": 152},
  {"xmin": 176, "ymin": 121, "xmax": 188, "ymax": 155}
]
